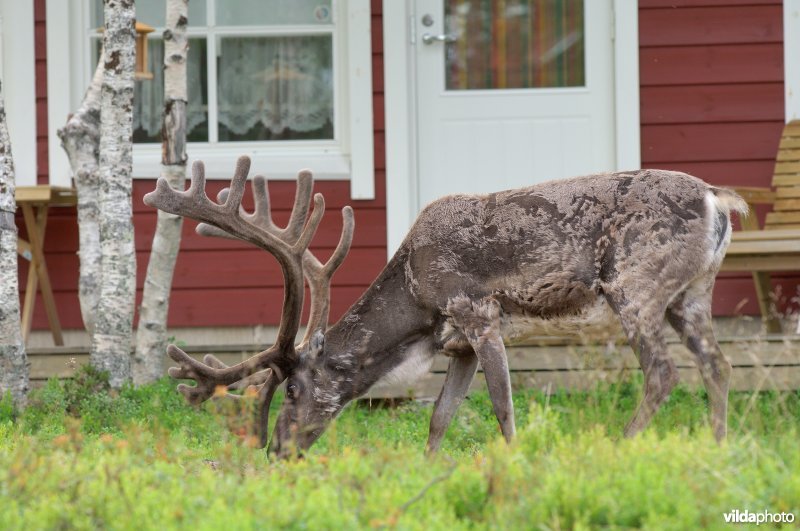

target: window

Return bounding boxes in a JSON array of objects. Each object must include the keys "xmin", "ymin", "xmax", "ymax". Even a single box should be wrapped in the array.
[
  {"xmin": 52, "ymin": 0, "xmax": 374, "ymax": 198},
  {"xmin": 89, "ymin": 0, "xmax": 337, "ymax": 144},
  {"xmin": 443, "ymin": 0, "xmax": 585, "ymax": 90}
]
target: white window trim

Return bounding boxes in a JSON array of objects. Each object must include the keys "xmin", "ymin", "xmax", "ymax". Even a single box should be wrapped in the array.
[
  {"xmin": 786, "ymin": 0, "xmax": 800, "ymax": 123},
  {"xmin": 0, "ymin": 0, "xmax": 37, "ymax": 186},
  {"xmin": 46, "ymin": 0, "xmax": 374, "ymax": 199},
  {"xmin": 383, "ymin": 0, "xmax": 641, "ymax": 256}
]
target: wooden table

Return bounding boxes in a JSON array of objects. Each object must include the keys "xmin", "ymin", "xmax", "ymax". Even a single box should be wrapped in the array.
[{"xmin": 15, "ymin": 185, "xmax": 78, "ymax": 346}]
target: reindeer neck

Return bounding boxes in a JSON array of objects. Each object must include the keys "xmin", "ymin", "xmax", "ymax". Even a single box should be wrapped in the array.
[{"xmin": 321, "ymin": 249, "xmax": 434, "ymax": 395}]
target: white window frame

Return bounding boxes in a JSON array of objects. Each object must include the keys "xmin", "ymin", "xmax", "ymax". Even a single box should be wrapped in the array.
[
  {"xmin": 46, "ymin": 0, "xmax": 374, "ymax": 199},
  {"xmin": 0, "ymin": 0, "xmax": 37, "ymax": 186}
]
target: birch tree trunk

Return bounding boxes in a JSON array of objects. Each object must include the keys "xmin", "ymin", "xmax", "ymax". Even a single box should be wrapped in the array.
[
  {"xmin": 0, "ymin": 81, "xmax": 29, "ymax": 407},
  {"xmin": 57, "ymin": 58, "xmax": 103, "ymax": 334},
  {"xmin": 92, "ymin": 0, "xmax": 136, "ymax": 388},
  {"xmin": 133, "ymin": 0, "xmax": 188, "ymax": 384}
]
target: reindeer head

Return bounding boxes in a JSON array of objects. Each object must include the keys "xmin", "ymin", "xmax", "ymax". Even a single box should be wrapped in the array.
[
  {"xmin": 266, "ymin": 331, "xmax": 334, "ymax": 456},
  {"xmin": 144, "ymin": 156, "xmax": 353, "ymax": 457}
]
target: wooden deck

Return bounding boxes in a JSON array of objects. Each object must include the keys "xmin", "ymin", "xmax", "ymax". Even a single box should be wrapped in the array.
[{"xmin": 27, "ymin": 335, "xmax": 800, "ymax": 397}]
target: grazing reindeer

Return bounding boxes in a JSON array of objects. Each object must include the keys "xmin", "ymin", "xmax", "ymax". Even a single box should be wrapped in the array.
[{"xmin": 144, "ymin": 156, "xmax": 747, "ymax": 456}]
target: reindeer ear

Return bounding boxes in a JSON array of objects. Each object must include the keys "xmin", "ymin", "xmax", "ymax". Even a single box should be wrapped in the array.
[{"xmin": 308, "ymin": 330, "xmax": 325, "ymax": 359}]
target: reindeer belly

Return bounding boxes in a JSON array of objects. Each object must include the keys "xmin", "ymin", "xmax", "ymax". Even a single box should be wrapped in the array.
[
  {"xmin": 499, "ymin": 296, "xmax": 622, "ymax": 344},
  {"xmin": 373, "ymin": 337, "xmax": 436, "ymax": 388},
  {"xmin": 439, "ymin": 293, "xmax": 623, "ymax": 353}
]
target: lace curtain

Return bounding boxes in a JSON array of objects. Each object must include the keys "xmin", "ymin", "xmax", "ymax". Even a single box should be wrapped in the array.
[
  {"xmin": 134, "ymin": 35, "xmax": 334, "ymax": 142},
  {"xmin": 134, "ymin": 39, "xmax": 208, "ymax": 140},
  {"xmin": 217, "ymin": 36, "xmax": 333, "ymax": 139}
]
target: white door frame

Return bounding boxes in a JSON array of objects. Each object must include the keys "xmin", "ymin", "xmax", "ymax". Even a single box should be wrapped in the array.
[{"xmin": 383, "ymin": 0, "xmax": 641, "ymax": 256}]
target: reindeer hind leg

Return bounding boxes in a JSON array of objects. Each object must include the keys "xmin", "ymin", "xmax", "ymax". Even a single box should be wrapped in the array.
[
  {"xmin": 605, "ymin": 289, "xmax": 679, "ymax": 438},
  {"xmin": 666, "ymin": 276, "xmax": 731, "ymax": 442}
]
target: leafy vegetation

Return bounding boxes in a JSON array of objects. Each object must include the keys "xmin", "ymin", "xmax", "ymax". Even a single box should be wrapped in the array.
[{"xmin": 0, "ymin": 367, "xmax": 798, "ymax": 529}]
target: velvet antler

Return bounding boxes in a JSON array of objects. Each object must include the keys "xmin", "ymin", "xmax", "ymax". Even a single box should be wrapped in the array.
[
  {"xmin": 195, "ymin": 170, "xmax": 354, "ymax": 345},
  {"xmin": 143, "ymin": 156, "xmax": 353, "ymax": 448}
]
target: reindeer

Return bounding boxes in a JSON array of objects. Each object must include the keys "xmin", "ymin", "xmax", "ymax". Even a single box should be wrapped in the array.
[{"xmin": 144, "ymin": 156, "xmax": 747, "ymax": 456}]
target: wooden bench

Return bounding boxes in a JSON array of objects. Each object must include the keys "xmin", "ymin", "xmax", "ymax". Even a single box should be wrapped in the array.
[{"xmin": 722, "ymin": 120, "xmax": 800, "ymax": 333}]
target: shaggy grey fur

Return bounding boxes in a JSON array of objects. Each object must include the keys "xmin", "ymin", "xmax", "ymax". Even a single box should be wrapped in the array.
[
  {"xmin": 269, "ymin": 169, "xmax": 747, "ymax": 454},
  {"xmin": 147, "ymin": 162, "xmax": 746, "ymax": 455}
]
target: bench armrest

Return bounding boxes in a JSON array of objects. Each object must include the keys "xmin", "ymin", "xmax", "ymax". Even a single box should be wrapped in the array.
[
  {"xmin": 728, "ymin": 187, "xmax": 775, "ymax": 232},
  {"xmin": 730, "ymin": 186, "xmax": 776, "ymax": 205}
]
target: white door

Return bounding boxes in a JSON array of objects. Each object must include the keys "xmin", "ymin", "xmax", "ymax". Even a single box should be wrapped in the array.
[{"xmin": 414, "ymin": 0, "xmax": 616, "ymax": 208}]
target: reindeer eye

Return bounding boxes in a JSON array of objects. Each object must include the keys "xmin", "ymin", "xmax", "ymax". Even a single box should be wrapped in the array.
[{"xmin": 286, "ymin": 383, "xmax": 298, "ymax": 400}]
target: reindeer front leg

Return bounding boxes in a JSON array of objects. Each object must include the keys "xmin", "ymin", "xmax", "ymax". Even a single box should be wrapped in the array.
[
  {"xmin": 445, "ymin": 296, "xmax": 516, "ymax": 443},
  {"xmin": 427, "ymin": 353, "xmax": 479, "ymax": 453}
]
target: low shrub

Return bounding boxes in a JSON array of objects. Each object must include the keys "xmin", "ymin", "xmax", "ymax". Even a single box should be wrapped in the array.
[{"xmin": 0, "ymin": 377, "xmax": 797, "ymax": 529}]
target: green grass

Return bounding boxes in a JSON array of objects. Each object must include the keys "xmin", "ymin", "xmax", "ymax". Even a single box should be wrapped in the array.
[{"xmin": 0, "ymin": 367, "xmax": 798, "ymax": 530}]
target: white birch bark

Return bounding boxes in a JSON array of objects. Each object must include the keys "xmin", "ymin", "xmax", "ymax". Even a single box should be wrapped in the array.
[
  {"xmin": 0, "ymin": 80, "xmax": 29, "ymax": 407},
  {"xmin": 92, "ymin": 0, "xmax": 136, "ymax": 388},
  {"xmin": 133, "ymin": 0, "xmax": 189, "ymax": 384},
  {"xmin": 57, "ymin": 58, "xmax": 103, "ymax": 334}
]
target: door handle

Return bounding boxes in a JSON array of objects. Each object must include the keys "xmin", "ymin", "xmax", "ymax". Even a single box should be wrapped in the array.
[{"xmin": 421, "ymin": 33, "xmax": 456, "ymax": 45}]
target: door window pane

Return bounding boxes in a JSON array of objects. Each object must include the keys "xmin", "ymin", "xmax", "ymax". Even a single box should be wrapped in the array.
[
  {"xmin": 217, "ymin": 36, "xmax": 334, "ymax": 141},
  {"xmin": 91, "ymin": 0, "xmax": 207, "ymax": 28},
  {"xmin": 216, "ymin": 0, "xmax": 333, "ymax": 26},
  {"xmin": 445, "ymin": 0, "xmax": 585, "ymax": 90}
]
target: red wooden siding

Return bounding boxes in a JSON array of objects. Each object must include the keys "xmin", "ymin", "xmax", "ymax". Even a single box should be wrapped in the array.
[
  {"xmin": 34, "ymin": 0, "xmax": 48, "ymax": 184},
  {"xmin": 25, "ymin": 1, "xmax": 793, "ymax": 330},
  {"xmin": 638, "ymin": 1, "xmax": 793, "ymax": 316},
  {"xmin": 24, "ymin": 1, "xmax": 388, "ymax": 330}
]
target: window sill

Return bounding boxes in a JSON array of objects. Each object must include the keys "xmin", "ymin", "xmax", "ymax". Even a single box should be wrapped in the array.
[{"xmin": 132, "ymin": 143, "xmax": 352, "ymax": 181}]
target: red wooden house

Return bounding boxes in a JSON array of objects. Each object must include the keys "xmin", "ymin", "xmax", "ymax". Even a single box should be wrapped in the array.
[{"xmin": 4, "ymin": 0, "xmax": 798, "ymax": 344}]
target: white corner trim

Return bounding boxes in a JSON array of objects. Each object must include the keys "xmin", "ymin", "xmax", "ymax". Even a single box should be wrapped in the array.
[
  {"xmin": 45, "ymin": 0, "xmax": 75, "ymax": 187},
  {"xmin": 382, "ymin": 0, "xmax": 415, "ymax": 256},
  {"xmin": 347, "ymin": 0, "xmax": 375, "ymax": 200},
  {"xmin": 0, "ymin": 0, "xmax": 37, "ymax": 186},
  {"xmin": 785, "ymin": 0, "xmax": 800, "ymax": 122},
  {"xmin": 613, "ymin": 0, "xmax": 641, "ymax": 170}
]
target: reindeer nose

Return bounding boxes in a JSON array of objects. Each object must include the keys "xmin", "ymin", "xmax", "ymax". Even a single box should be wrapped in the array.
[
  {"xmin": 267, "ymin": 434, "xmax": 280, "ymax": 455},
  {"xmin": 271, "ymin": 441, "xmax": 303, "ymax": 460}
]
